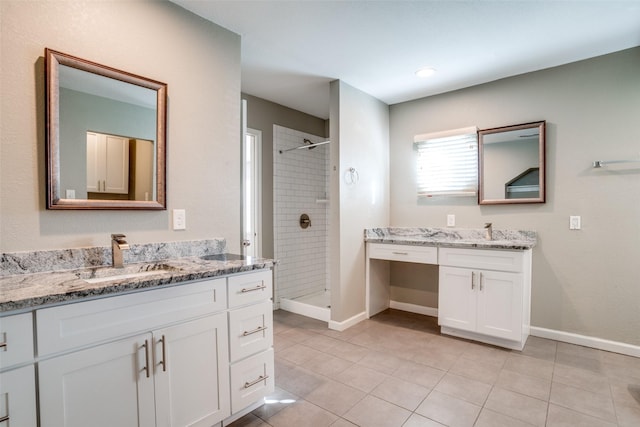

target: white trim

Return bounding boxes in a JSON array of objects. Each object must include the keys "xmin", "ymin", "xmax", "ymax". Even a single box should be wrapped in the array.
[
  {"xmin": 530, "ymin": 327, "xmax": 640, "ymax": 358},
  {"xmin": 328, "ymin": 311, "xmax": 367, "ymax": 332},
  {"xmin": 389, "ymin": 301, "xmax": 438, "ymax": 318},
  {"xmin": 280, "ymin": 297, "xmax": 330, "ymax": 322}
]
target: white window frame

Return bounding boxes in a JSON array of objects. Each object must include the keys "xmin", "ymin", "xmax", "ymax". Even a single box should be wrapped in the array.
[{"xmin": 414, "ymin": 126, "xmax": 478, "ymax": 198}]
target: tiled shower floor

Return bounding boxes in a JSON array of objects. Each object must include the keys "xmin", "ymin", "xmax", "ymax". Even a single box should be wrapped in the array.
[{"xmin": 230, "ymin": 309, "xmax": 640, "ymax": 427}]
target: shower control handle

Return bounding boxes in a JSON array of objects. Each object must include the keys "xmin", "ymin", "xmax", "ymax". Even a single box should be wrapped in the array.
[{"xmin": 299, "ymin": 214, "xmax": 311, "ymax": 229}]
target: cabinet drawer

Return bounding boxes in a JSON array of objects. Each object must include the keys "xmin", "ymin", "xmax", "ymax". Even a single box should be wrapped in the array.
[
  {"xmin": 0, "ymin": 312, "xmax": 34, "ymax": 370},
  {"xmin": 438, "ymin": 247, "xmax": 524, "ymax": 272},
  {"xmin": 228, "ymin": 270, "xmax": 272, "ymax": 309},
  {"xmin": 368, "ymin": 243, "xmax": 437, "ymax": 264},
  {"xmin": 36, "ymin": 278, "xmax": 226, "ymax": 357},
  {"xmin": 230, "ymin": 349, "xmax": 274, "ymax": 414},
  {"xmin": 229, "ymin": 300, "xmax": 273, "ymax": 363}
]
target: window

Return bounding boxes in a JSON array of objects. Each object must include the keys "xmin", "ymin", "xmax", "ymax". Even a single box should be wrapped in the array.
[{"xmin": 414, "ymin": 126, "xmax": 478, "ymax": 198}]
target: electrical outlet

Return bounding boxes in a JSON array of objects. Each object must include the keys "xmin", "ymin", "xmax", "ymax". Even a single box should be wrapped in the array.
[
  {"xmin": 447, "ymin": 214, "xmax": 455, "ymax": 227},
  {"xmin": 569, "ymin": 215, "xmax": 581, "ymax": 230},
  {"xmin": 173, "ymin": 209, "xmax": 186, "ymax": 230},
  {"xmin": 65, "ymin": 189, "xmax": 75, "ymax": 199}
]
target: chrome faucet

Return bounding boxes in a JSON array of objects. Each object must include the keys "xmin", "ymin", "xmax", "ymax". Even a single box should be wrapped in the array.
[
  {"xmin": 111, "ymin": 234, "xmax": 130, "ymax": 268},
  {"xmin": 484, "ymin": 223, "xmax": 493, "ymax": 241}
]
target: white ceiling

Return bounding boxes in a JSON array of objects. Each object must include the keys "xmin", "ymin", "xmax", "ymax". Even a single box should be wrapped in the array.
[{"xmin": 171, "ymin": 0, "xmax": 640, "ymax": 119}]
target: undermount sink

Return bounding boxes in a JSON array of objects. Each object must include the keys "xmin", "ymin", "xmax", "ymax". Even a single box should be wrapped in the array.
[{"xmin": 76, "ymin": 263, "xmax": 181, "ymax": 284}]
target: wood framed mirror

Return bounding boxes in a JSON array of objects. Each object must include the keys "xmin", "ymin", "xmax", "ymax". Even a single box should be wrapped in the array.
[
  {"xmin": 478, "ymin": 121, "xmax": 545, "ymax": 205},
  {"xmin": 45, "ymin": 48, "xmax": 167, "ymax": 209}
]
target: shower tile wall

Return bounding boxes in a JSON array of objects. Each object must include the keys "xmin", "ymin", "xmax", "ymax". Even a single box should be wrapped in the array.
[{"xmin": 273, "ymin": 125, "xmax": 329, "ymax": 307}]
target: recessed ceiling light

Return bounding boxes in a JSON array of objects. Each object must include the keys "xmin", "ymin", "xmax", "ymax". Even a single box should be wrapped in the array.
[{"xmin": 415, "ymin": 67, "xmax": 437, "ymax": 78}]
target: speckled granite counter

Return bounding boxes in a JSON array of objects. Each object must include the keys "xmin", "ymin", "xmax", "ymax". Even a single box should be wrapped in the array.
[
  {"xmin": 0, "ymin": 239, "xmax": 275, "ymax": 313},
  {"xmin": 365, "ymin": 227, "xmax": 536, "ymax": 250}
]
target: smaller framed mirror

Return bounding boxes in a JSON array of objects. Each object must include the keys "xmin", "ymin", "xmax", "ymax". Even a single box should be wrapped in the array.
[
  {"xmin": 45, "ymin": 49, "xmax": 167, "ymax": 209},
  {"xmin": 478, "ymin": 121, "xmax": 545, "ymax": 205}
]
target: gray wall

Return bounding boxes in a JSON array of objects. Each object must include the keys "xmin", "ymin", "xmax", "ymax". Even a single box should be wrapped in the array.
[
  {"xmin": 389, "ymin": 48, "xmax": 640, "ymax": 346},
  {"xmin": 1, "ymin": 1, "xmax": 241, "ymax": 251},
  {"xmin": 242, "ymin": 93, "xmax": 327, "ymax": 258}
]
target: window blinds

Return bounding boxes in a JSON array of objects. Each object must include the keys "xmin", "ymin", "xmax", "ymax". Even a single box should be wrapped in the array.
[{"xmin": 414, "ymin": 126, "xmax": 478, "ymax": 198}]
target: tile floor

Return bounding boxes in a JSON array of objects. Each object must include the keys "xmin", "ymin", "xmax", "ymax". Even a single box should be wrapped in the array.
[{"xmin": 230, "ymin": 309, "xmax": 640, "ymax": 427}]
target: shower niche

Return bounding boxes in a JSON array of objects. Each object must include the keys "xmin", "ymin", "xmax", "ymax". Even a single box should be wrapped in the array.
[{"xmin": 273, "ymin": 125, "xmax": 331, "ymax": 322}]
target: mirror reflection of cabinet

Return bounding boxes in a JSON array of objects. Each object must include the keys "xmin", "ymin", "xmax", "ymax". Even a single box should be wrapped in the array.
[
  {"xmin": 86, "ymin": 132, "xmax": 130, "ymax": 195},
  {"xmin": 478, "ymin": 121, "xmax": 546, "ymax": 205}
]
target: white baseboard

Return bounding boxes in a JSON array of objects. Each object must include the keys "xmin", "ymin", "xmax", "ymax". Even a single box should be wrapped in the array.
[
  {"xmin": 328, "ymin": 311, "xmax": 367, "ymax": 331},
  {"xmin": 389, "ymin": 300, "xmax": 438, "ymax": 317},
  {"xmin": 530, "ymin": 326, "xmax": 640, "ymax": 358}
]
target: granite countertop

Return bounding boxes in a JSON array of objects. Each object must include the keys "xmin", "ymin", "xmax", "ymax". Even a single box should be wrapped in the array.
[
  {"xmin": 0, "ymin": 255, "xmax": 274, "ymax": 313},
  {"xmin": 0, "ymin": 239, "xmax": 275, "ymax": 313},
  {"xmin": 364, "ymin": 227, "xmax": 537, "ymax": 250}
]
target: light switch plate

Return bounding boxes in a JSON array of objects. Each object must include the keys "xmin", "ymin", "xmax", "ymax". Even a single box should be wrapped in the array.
[
  {"xmin": 447, "ymin": 214, "xmax": 455, "ymax": 227},
  {"xmin": 173, "ymin": 209, "xmax": 186, "ymax": 230},
  {"xmin": 569, "ymin": 215, "xmax": 581, "ymax": 230}
]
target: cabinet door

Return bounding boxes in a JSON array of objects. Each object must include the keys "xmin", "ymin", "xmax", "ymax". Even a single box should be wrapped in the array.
[
  {"xmin": 153, "ymin": 313, "xmax": 230, "ymax": 427},
  {"xmin": 39, "ymin": 334, "xmax": 155, "ymax": 427},
  {"xmin": 0, "ymin": 365, "xmax": 37, "ymax": 427},
  {"xmin": 86, "ymin": 132, "xmax": 101, "ymax": 193},
  {"xmin": 103, "ymin": 134, "xmax": 129, "ymax": 194},
  {"xmin": 476, "ymin": 270, "xmax": 523, "ymax": 341},
  {"xmin": 438, "ymin": 266, "xmax": 476, "ymax": 332}
]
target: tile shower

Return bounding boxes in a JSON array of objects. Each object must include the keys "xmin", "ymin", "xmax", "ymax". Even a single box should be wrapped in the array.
[{"xmin": 273, "ymin": 125, "xmax": 330, "ymax": 321}]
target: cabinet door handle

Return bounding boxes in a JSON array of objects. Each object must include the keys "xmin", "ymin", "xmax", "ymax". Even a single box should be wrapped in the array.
[
  {"xmin": 0, "ymin": 334, "xmax": 7, "ymax": 349},
  {"xmin": 244, "ymin": 375, "xmax": 269, "ymax": 389},
  {"xmin": 159, "ymin": 335, "xmax": 167, "ymax": 372},
  {"xmin": 471, "ymin": 271, "xmax": 475, "ymax": 290},
  {"xmin": 242, "ymin": 325, "xmax": 268, "ymax": 337},
  {"xmin": 241, "ymin": 284, "xmax": 267, "ymax": 293},
  {"xmin": 0, "ymin": 415, "xmax": 9, "ymax": 423},
  {"xmin": 479, "ymin": 272, "xmax": 484, "ymax": 291},
  {"xmin": 392, "ymin": 251, "xmax": 409, "ymax": 255},
  {"xmin": 142, "ymin": 339, "xmax": 150, "ymax": 378}
]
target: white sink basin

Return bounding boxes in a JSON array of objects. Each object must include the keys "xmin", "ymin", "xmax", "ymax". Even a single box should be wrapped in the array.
[{"xmin": 76, "ymin": 264, "xmax": 180, "ymax": 284}]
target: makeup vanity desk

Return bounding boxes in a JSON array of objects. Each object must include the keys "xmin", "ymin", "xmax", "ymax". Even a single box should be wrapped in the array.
[{"xmin": 364, "ymin": 227, "xmax": 537, "ymax": 350}]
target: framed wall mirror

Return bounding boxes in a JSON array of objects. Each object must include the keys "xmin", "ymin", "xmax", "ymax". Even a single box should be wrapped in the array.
[
  {"xmin": 45, "ymin": 48, "xmax": 167, "ymax": 209},
  {"xmin": 478, "ymin": 121, "xmax": 545, "ymax": 205}
]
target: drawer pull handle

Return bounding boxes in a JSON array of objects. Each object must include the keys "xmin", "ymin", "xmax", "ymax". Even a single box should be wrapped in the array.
[
  {"xmin": 244, "ymin": 375, "xmax": 269, "ymax": 389},
  {"xmin": 142, "ymin": 340, "xmax": 150, "ymax": 378},
  {"xmin": 242, "ymin": 326, "xmax": 268, "ymax": 337},
  {"xmin": 160, "ymin": 335, "xmax": 167, "ymax": 372},
  {"xmin": 241, "ymin": 284, "xmax": 267, "ymax": 293},
  {"xmin": 0, "ymin": 341, "xmax": 6, "ymax": 350},
  {"xmin": 392, "ymin": 251, "xmax": 409, "ymax": 255},
  {"xmin": 471, "ymin": 272, "xmax": 475, "ymax": 290},
  {"xmin": 0, "ymin": 415, "xmax": 9, "ymax": 423},
  {"xmin": 479, "ymin": 272, "xmax": 484, "ymax": 291}
]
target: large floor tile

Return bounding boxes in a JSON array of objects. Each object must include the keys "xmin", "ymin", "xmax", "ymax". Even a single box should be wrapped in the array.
[
  {"xmin": 474, "ymin": 408, "xmax": 538, "ymax": 427},
  {"xmin": 433, "ymin": 373, "xmax": 492, "ymax": 406},
  {"xmin": 266, "ymin": 399, "xmax": 338, "ymax": 427},
  {"xmin": 330, "ymin": 363, "xmax": 389, "ymax": 393},
  {"xmin": 394, "ymin": 360, "xmax": 445, "ymax": 389},
  {"xmin": 415, "ymin": 390, "xmax": 481, "ymax": 427},
  {"xmin": 251, "ymin": 387, "xmax": 298, "ymax": 420},
  {"xmin": 547, "ymin": 404, "xmax": 617, "ymax": 427},
  {"xmin": 503, "ymin": 353, "xmax": 554, "ymax": 381},
  {"xmin": 401, "ymin": 413, "xmax": 446, "ymax": 426},
  {"xmin": 343, "ymin": 395, "xmax": 412, "ymax": 427},
  {"xmin": 304, "ymin": 378, "xmax": 365, "ymax": 416},
  {"xmin": 370, "ymin": 376, "xmax": 431, "ymax": 411},
  {"xmin": 496, "ymin": 369, "xmax": 551, "ymax": 401},
  {"xmin": 550, "ymin": 381, "xmax": 617, "ymax": 423},
  {"xmin": 484, "ymin": 387, "xmax": 548, "ymax": 426},
  {"xmin": 552, "ymin": 363, "xmax": 611, "ymax": 395},
  {"xmin": 448, "ymin": 355, "xmax": 502, "ymax": 385}
]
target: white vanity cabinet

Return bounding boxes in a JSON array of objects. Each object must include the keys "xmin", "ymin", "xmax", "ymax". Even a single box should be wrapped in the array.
[
  {"xmin": 34, "ymin": 269, "xmax": 275, "ymax": 427},
  {"xmin": 438, "ymin": 247, "xmax": 532, "ymax": 350},
  {"xmin": 0, "ymin": 313, "xmax": 37, "ymax": 427},
  {"xmin": 227, "ymin": 270, "xmax": 275, "ymax": 416},
  {"xmin": 37, "ymin": 278, "xmax": 232, "ymax": 427}
]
